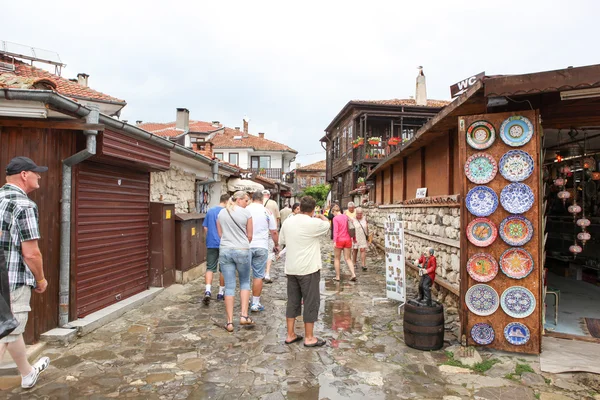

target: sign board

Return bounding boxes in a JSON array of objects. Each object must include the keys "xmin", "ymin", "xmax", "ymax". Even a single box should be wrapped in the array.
[
  {"xmin": 416, "ymin": 187, "xmax": 427, "ymax": 198},
  {"xmin": 384, "ymin": 215, "xmax": 406, "ymax": 302},
  {"xmin": 240, "ymin": 172, "xmax": 254, "ymax": 179},
  {"xmin": 450, "ymin": 71, "xmax": 485, "ymax": 98}
]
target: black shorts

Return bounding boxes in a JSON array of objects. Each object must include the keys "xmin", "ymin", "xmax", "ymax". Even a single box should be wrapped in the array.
[
  {"xmin": 286, "ymin": 270, "xmax": 320, "ymax": 323},
  {"xmin": 206, "ymin": 248, "xmax": 220, "ymax": 273}
]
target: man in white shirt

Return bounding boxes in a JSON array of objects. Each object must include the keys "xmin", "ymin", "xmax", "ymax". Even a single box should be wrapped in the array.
[
  {"xmin": 262, "ymin": 190, "xmax": 280, "ymax": 283},
  {"xmin": 247, "ymin": 191, "xmax": 279, "ymax": 312},
  {"xmin": 279, "ymin": 196, "xmax": 330, "ymax": 347}
]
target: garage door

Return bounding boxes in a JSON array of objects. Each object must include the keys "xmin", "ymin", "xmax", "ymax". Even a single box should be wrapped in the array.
[{"xmin": 75, "ymin": 162, "xmax": 150, "ymax": 317}]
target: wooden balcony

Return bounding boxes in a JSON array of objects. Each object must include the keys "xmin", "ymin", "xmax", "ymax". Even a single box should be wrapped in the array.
[{"xmin": 249, "ymin": 168, "xmax": 283, "ymax": 181}]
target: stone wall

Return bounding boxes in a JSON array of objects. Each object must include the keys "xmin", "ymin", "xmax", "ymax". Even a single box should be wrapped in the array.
[{"xmin": 150, "ymin": 166, "xmax": 196, "ymax": 213}]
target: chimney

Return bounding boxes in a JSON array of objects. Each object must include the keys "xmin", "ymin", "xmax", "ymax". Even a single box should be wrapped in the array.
[
  {"xmin": 235, "ymin": 127, "xmax": 240, "ymax": 131},
  {"xmin": 176, "ymin": 108, "xmax": 190, "ymax": 131},
  {"xmin": 258, "ymin": 132, "xmax": 265, "ymax": 139},
  {"xmin": 415, "ymin": 66, "xmax": 427, "ymax": 106},
  {"xmin": 212, "ymin": 120, "xmax": 220, "ymax": 127},
  {"xmin": 77, "ymin": 73, "xmax": 89, "ymax": 87},
  {"xmin": 136, "ymin": 120, "xmax": 143, "ymax": 125},
  {"xmin": 243, "ymin": 119, "xmax": 249, "ymax": 135}
]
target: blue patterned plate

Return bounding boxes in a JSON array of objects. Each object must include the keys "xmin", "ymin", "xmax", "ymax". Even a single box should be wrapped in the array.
[
  {"xmin": 499, "ymin": 150, "xmax": 534, "ymax": 182},
  {"xmin": 499, "ymin": 215, "xmax": 534, "ymax": 246},
  {"xmin": 465, "ymin": 153, "xmax": 498, "ymax": 184},
  {"xmin": 504, "ymin": 322, "xmax": 530, "ymax": 345},
  {"xmin": 501, "ymin": 286, "xmax": 536, "ymax": 318},
  {"xmin": 466, "ymin": 186, "xmax": 499, "ymax": 217},
  {"xmin": 500, "ymin": 183, "xmax": 534, "ymax": 214},
  {"xmin": 499, "ymin": 116, "xmax": 534, "ymax": 147},
  {"xmin": 466, "ymin": 284, "xmax": 499, "ymax": 316},
  {"xmin": 471, "ymin": 323, "xmax": 495, "ymax": 345}
]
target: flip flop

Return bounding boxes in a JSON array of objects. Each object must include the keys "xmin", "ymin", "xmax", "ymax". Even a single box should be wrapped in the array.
[
  {"xmin": 304, "ymin": 338, "xmax": 327, "ymax": 347},
  {"xmin": 350, "ymin": 276, "xmax": 357, "ymax": 282},
  {"xmin": 332, "ymin": 277, "xmax": 341, "ymax": 282},
  {"xmin": 284, "ymin": 335, "xmax": 304, "ymax": 345}
]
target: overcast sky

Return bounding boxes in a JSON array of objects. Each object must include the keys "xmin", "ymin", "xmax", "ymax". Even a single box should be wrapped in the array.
[{"xmin": 3, "ymin": 0, "xmax": 599, "ymax": 165}]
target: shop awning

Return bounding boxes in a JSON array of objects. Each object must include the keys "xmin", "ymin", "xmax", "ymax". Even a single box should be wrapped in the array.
[{"xmin": 227, "ymin": 178, "xmax": 264, "ymax": 193}]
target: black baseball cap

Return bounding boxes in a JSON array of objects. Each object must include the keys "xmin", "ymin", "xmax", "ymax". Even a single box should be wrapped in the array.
[{"xmin": 6, "ymin": 157, "xmax": 48, "ymax": 176}]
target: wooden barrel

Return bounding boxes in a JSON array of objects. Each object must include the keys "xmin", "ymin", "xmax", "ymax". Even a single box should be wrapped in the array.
[{"xmin": 403, "ymin": 301, "xmax": 445, "ymax": 351}]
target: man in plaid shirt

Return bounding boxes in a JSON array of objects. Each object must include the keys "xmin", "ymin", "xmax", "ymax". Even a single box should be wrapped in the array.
[{"xmin": 0, "ymin": 157, "xmax": 50, "ymax": 389}]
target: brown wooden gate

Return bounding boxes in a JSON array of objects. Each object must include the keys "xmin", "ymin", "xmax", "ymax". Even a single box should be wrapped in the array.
[{"xmin": 74, "ymin": 162, "xmax": 150, "ymax": 317}]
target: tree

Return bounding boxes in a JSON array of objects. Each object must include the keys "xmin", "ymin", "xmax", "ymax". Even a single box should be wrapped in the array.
[{"xmin": 300, "ymin": 183, "xmax": 330, "ymax": 207}]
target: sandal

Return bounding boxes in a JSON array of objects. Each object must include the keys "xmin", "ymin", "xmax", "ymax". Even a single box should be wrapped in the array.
[
  {"xmin": 304, "ymin": 338, "xmax": 327, "ymax": 347},
  {"xmin": 224, "ymin": 322, "xmax": 234, "ymax": 333},
  {"xmin": 240, "ymin": 315, "xmax": 255, "ymax": 326},
  {"xmin": 284, "ymin": 335, "xmax": 304, "ymax": 345},
  {"xmin": 350, "ymin": 276, "xmax": 357, "ymax": 282},
  {"xmin": 362, "ymin": 266, "xmax": 367, "ymax": 271},
  {"xmin": 332, "ymin": 277, "xmax": 341, "ymax": 282}
]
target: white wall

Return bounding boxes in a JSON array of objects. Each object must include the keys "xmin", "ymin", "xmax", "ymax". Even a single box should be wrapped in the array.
[{"xmin": 213, "ymin": 148, "xmax": 294, "ymax": 170}]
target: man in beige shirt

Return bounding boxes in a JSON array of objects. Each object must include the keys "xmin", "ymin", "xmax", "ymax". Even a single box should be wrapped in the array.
[
  {"xmin": 262, "ymin": 190, "xmax": 280, "ymax": 283},
  {"xmin": 279, "ymin": 196, "xmax": 330, "ymax": 347}
]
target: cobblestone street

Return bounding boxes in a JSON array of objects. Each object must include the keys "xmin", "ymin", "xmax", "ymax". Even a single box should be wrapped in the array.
[{"xmin": 1, "ymin": 239, "xmax": 599, "ymax": 399}]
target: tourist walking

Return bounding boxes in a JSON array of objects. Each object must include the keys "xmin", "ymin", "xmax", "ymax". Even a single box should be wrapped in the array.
[
  {"xmin": 345, "ymin": 201, "xmax": 356, "ymax": 220},
  {"xmin": 280, "ymin": 196, "xmax": 330, "ymax": 347},
  {"xmin": 332, "ymin": 205, "xmax": 356, "ymax": 281},
  {"xmin": 247, "ymin": 191, "xmax": 279, "ymax": 312},
  {"xmin": 279, "ymin": 202, "xmax": 292, "ymax": 222},
  {"xmin": 352, "ymin": 207, "xmax": 369, "ymax": 271},
  {"xmin": 0, "ymin": 157, "xmax": 50, "ymax": 389},
  {"xmin": 261, "ymin": 190, "xmax": 280, "ymax": 284},
  {"xmin": 216, "ymin": 191, "xmax": 254, "ymax": 332},
  {"xmin": 201, "ymin": 193, "xmax": 229, "ymax": 305}
]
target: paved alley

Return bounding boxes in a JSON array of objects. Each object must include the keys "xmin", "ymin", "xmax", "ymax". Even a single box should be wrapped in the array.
[{"xmin": 0, "ymin": 239, "xmax": 598, "ymax": 400}]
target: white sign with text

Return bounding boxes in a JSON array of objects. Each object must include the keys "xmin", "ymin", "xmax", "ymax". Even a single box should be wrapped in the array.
[{"xmin": 384, "ymin": 215, "xmax": 406, "ymax": 302}]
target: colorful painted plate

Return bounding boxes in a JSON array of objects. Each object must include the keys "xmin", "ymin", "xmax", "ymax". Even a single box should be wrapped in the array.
[
  {"xmin": 466, "ymin": 284, "xmax": 500, "ymax": 316},
  {"xmin": 504, "ymin": 322, "xmax": 530, "ymax": 345},
  {"xmin": 467, "ymin": 218, "xmax": 498, "ymax": 247},
  {"xmin": 499, "ymin": 215, "xmax": 534, "ymax": 246},
  {"xmin": 467, "ymin": 120, "xmax": 496, "ymax": 150},
  {"xmin": 500, "ymin": 183, "xmax": 534, "ymax": 214},
  {"xmin": 501, "ymin": 286, "xmax": 536, "ymax": 318},
  {"xmin": 500, "ymin": 248, "xmax": 534, "ymax": 279},
  {"xmin": 466, "ymin": 186, "xmax": 499, "ymax": 217},
  {"xmin": 499, "ymin": 116, "xmax": 534, "ymax": 147},
  {"xmin": 499, "ymin": 150, "xmax": 534, "ymax": 182},
  {"xmin": 465, "ymin": 153, "xmax": 498, "ymax": 184},
  {"xmin": 467, "ymin": 253, "xmax": 499, "ymax": 282},
  {"xmin": 471, "ymin": 323, "xmax": 495, "ymax": 345}
]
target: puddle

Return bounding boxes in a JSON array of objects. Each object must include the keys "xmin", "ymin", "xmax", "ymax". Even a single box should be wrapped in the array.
[
  {"xmin": 316, "ymin": 374, "xmax": 385, "ymax": 399},
  {"xmin": 322, "ymin": 299, "xmax": 366, "ymax": 333}
]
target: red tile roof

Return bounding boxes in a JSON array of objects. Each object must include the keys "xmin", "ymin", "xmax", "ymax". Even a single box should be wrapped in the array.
[
  {"xmin": 352, "ymin": 98, "xmax": 451, "ymax": 108},
  {"xmin": 296, "ymin": 160, "xmax": 326, "ymax": 171},
  {"xmin": 0, "ymin": 54, "xmax": 126, "ymax": 104},
  {"xmin": 211, "ymin": 128, "xmax": 297, "ymax": 153},
  {"xmin": 138, "ymin": 121, "xmax": 222, "ymax": 138}
]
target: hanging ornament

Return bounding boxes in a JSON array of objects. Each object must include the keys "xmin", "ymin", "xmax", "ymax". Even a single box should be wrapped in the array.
[
  {"xmin": 592, "ymin": 172, "xmax": 600, "ymax": 181},
  {"xmin": 578, "ymin": 230, "xmax": 591, "ymax": 246},
  {"xmin": 560, "ymin": 165, "xmax": 571, "ymax": 175},
  {"xmin": 569, "ymin": 243, "xmax": 583, "ymax": 257},
  {"xmin": 554, "ymin": 177, "xmax": 565, "ymax": 186},
  {"xmin": 568, "ymin": 202, "xmax": 582, "ymax": 215},
  {"xmin": 558, "ymin": 190, "xmax": 571, "ymax": 204}
]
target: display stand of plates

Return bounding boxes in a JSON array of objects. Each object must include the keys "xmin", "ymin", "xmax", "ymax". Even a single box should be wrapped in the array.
[
  {"xmin": 499, "ymin": 215, "xmax": 533, "ymax": 246},
  {"xmin": 500, "ymin": 248, "xmax": 534, "ymax": 279},
  {"xmin": 467, "ymin": 253, "xmax": 498, "ymax": 282},
  {"xmin": 467, "ymin": 121, "xmax": 496, "ymax": 150},
  {"xmin": 500, "ymin": 183, "xmax": 534, "ymax": 214},
  {"xmin": 504, "ymin": 322, "xmax": 530, "ymax": 345},
  {"xmin": 466, "ymin": 186, "xmax": 499, "ymax": 217},
  {"xmin": 499, "ymin": 150, "xmax": 534, "ymax": 182},
  {"xmin": 499, "ymin": 116, "xmax": 533, "ymax": 147},
  {"xmin": 465, "ymin": 153, "xmax": 498, "ymax": 184},
  {"xmin": 501, "ymin": 286, "xmax": 536, "ymax": 318},
  {"xmin": 466, "ymin": 284, "xmax": 500, "ymax": 316},
  {"xmin": 466, "ymin": 218, "xmax": 498, "ymax": 247},
  {"xmin": 471, "ymin": 323, "xmax": 495, "ymax": 345}
]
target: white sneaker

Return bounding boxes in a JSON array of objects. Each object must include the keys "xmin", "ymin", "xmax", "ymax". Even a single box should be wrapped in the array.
[{"xmin": 21, "ymin": 356, "xmax": 50, "ymax": 389}]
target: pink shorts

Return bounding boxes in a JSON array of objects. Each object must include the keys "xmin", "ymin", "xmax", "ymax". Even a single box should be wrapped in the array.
[{"xmin": 335, "ymin": 239, "xmax": 352, "ymax": 249}]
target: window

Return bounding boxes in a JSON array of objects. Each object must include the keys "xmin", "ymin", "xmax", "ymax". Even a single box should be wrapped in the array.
[
  {"xmin": 311, "ymin": 177, "xmax": 317, "ymax": 185},
  {"xmin": 251, "ymin": 156, "xmax": 271, "ymax": 169},
  {"xmin": 229, "ymin": 153, "xmax": 239, "ymax": 165},
  {"xmin": 300, "ymin": 177, "xmax": 307, "ymax": 187},
  {"xmin": 214, "ymin": 152, "xmax": 224, "ymax": 160}
]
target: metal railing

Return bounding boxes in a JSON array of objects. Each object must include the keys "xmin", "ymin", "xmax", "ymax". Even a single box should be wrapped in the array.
[{"xmin": 250, "ymin": 168, "xmax": 283, "ymax": 180}]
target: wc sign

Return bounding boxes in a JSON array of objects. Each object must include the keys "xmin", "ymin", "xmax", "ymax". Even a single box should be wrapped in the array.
[{"xmin": 450, "ymin": 71, "xmax": 485, "ymax": 98}]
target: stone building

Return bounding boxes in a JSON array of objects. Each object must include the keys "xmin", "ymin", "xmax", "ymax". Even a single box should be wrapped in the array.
[{"xmin": 289, "ymin": 160, "xmax": 326, "ymax": 203}]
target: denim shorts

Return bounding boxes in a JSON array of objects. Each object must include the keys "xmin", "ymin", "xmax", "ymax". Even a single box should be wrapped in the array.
[
  {"xmin": 219, "ymin": 248, "xmax": 251, "ymax": 296},
  {"xmin": 250, "ymin": 247, "xmax": 268, "ymax": 279}
]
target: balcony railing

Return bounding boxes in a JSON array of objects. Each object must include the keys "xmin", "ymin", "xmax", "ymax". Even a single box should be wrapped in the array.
[{"xmin": 250, "ymin": 168, "xmax": 283, "ymax": 181}]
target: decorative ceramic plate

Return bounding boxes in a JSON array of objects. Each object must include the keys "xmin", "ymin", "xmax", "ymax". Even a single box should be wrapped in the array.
[
  {"xmin": 466, "ymin": 186, "xmax": 499, "ymax": 217},
  {"xmin": 466, "ymin": 218, "xmax": 498, "ymax": 247},
  {"xmin": 500, "ymin": 183, "xmax": 534, "ymax": 214},
  {"xmin": 499, "ymin": 116, "xmax": 534, "ymax": 147},
  {"xmin": 501, "ymin": 286, "xmax": 536, "ymax": 318},
  {"xmin": 465, "ymin": 153, "xmax": 498, "ymax": 184},
  {"xmin": 500, "ymin": 248, "xmax": 534, "ymax": 279},
  {"xmin": 467, "ymin": 253, "xmax": 499, "ymax": 282},
  {"xmin": 499, "ymin": 150, "xmax": 534, "ymax": 182},
  {"xmin": 504, "ymin": 322, "xmax": 530, "ymax": 345},
  {"xmin": 471, "ymin": 323, "xmax": 495, "ymax": 345},
  {"xmin": 499, "ymin": 215, "xmax": 534, "ymax": 246},
  {"xmin": 467, "ymin": 121, "xmax": 496, "ymax": 150},
  {"xmin": 466, "ymin": 284, "xmax": 500, "ymax": 316}
]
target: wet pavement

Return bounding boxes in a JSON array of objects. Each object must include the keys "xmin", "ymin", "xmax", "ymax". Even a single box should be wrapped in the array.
[{"xmin": 1, "ymin": 238, "xmax": 599, "ymax": 399}]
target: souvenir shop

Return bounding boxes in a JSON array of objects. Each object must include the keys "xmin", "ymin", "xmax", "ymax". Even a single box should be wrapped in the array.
[{"xmin": 457, "ymin": 64, "xmax": 600, "ymax": 354}]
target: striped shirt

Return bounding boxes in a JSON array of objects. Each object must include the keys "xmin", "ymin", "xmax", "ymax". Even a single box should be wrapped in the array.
[{"xmin": 0, "ymin": 184, "xmax": 40, "ymax": 291}]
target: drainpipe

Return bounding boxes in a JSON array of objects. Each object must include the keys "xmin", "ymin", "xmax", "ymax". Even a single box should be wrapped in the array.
[{"xmin": 58, "ymin": 105, "xmax": 100, "ymax": 327}]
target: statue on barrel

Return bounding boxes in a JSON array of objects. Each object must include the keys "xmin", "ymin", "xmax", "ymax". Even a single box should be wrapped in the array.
[{"xmin": 415, "ymin": 247, "xmax": 437, "ymax": 307}]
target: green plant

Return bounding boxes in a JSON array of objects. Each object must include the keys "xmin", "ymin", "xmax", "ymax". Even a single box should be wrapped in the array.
[
  {"xmin": 515, "ymin": 363, "xmax": 534, "ymax": 375},
  {"xmin": 472, "ymin": 359, "xmax": 500, "ymax": 373},
  {"xmin": 357, "ymin": 177, "xmax": 365, "ymax": 184},
  {"xmin": 300, "ymin": 184, "xmax": 331, "ymax": 207}
]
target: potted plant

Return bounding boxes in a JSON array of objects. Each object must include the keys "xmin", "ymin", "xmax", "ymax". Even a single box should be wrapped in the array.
[
  {"xmin": 259, "ymin": 167, "xmax": 266, "ymax": 174},
  {"xmin": 357, "ymin": 177, "xmax": 366, "ymax": 187},
  {"xmin": 388, "ymin": 137, "xmax": 400, "ymax": 146},
  {"xmin": 368, "ymin": 136, "xmax": 381, "ymax": 145},
  {"xmin": 352, "ymin": 138, "xmax": 364, "ymax": 148}
]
